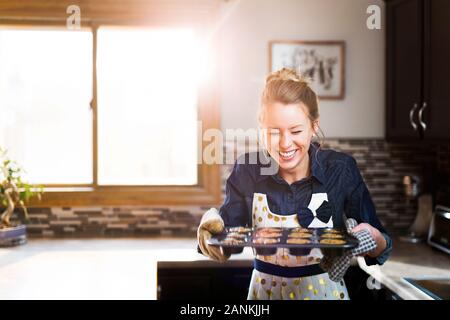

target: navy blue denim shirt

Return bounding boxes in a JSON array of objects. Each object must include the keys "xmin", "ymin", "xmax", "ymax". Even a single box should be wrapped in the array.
[{"xmin": 219, "ymin": 143, "xmax": 392, "ymax": 266}]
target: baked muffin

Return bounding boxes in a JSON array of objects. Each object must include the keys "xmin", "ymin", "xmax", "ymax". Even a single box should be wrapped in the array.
[
  {"xmin": 222, "ymin": 238, "xmax": 244, "ymax": 245},
  {"xmin": 288, "ymin": 232, "xmax": 313, "ymax": 238},
  {"xmin": 322, "ymin": 229, "xmax": 342, "ymax": 234},
  {"xmin": 286, "ymin": 238, "xmax": 311, "ymax": 244},
  {"xmin": 319, "ymin": 239, "xmax": 346, "ymax": 245},
  {"xmin": 254, "ymin": 230, "xmax": 283, "ymax": 238},
  {"xmin": 255, "ymin": 227, "xmax": 282, "ymax": 232},
  {"xmin": 226, "ymin": 232, "xmax": 247, "ymax": 239},
  {"xmin": 252, "ymin": 237, "xmax": 280, "ymax": 244},
  {"xmin": 228, "ymin": 226, "xmax": 252, "ymax": 233},
  {"xmin": 320, "ymin": 233, "xmax": 344, "ymax": 239},
  {"xmin": 290, "ymin": 227, "xmax": 310, "ymax": 233}
]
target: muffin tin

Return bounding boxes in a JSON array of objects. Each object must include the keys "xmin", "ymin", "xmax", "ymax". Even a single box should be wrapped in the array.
[{"xmin": 207, "ymin": 227, "xmax": 359, "ymax": 256}]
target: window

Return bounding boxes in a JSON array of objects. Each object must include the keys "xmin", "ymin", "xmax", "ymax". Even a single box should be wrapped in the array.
[
  {"xmin": 0, "ymin": 30, "xmax": 93, "ymax": 185},
  {"xmin": 0, "ymin": 26, "xmax": 220, "ymax": 206},
  {"xmin": 97, "ymin": 28, "xmax": 198, "ymax": 186}
]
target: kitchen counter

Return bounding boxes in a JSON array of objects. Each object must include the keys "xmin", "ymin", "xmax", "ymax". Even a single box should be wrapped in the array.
[
  {"xmin": 1, "ymin": 237, "xmax": 448, "ymax": 300},
  {"xmin": 0, "ymin": 238, "xmax": 251, "ymax": 300},
  {"xmin": 358, "ymin": 239, "xmax": 450, "ymax": 300}
]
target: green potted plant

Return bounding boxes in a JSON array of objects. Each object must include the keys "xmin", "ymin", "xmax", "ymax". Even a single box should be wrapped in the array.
[{"xmin": 0, "ymin": 147, "xmax": 44, "ymax": 247}]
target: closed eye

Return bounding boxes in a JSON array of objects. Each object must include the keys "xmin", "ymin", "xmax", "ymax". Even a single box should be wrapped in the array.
[{"xmin": 292, "ymin": 131, "xmax": 302, "ymax": 134}]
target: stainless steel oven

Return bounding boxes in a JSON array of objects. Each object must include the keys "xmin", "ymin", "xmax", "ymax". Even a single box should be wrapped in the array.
[{"xmin": 428, "ymin": 205, "xmax": 450, "ymax": 255}]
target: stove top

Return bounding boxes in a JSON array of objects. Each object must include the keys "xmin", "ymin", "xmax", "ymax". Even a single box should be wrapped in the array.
[{"xmin": 403, "ymin": 277, "xmax": 450, "ymax": 300}]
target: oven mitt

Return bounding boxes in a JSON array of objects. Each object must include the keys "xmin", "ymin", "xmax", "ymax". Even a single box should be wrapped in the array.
[
  {"xmin": 319, "ymin": 218, "xmax": 377, "ymax": 282},
  {"xmin": 197, "ymin": 208, "xmax": 231, "ymax": 263}
]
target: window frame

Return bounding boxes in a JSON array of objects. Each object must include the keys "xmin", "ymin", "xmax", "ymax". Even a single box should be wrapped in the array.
[{"xmin": 0, "ymin": 18, "xmax": 222, "ymax": 207}]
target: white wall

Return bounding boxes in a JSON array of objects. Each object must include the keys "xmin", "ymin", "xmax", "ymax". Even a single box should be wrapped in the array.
[{"xmin": 217, "ymin": 0, "xmax": 385, "ymax": 138}]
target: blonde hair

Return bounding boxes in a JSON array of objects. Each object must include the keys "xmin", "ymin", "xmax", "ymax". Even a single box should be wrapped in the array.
[{"xmin": 258, "ymin": 68, "xmax": 324, "ymax": 145}]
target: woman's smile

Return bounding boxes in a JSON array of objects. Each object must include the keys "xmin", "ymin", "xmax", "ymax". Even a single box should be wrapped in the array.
[{"xmin": 279, "ymin": 149, "xmax": 298, "ymax": 161}]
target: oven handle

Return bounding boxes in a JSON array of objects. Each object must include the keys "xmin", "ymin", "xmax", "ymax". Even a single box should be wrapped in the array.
[{"xmin": 435, "ymin": 205, "xmax": 450, "ymax": 219}]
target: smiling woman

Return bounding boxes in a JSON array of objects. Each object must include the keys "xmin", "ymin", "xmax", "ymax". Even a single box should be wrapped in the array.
[
  {"xmin": 197, "ymin": 68, "xmax": 392, "ymax": 301},
  {"xmin": 259, "ymin": 69, "xmax": 322, "ymax": 184}
]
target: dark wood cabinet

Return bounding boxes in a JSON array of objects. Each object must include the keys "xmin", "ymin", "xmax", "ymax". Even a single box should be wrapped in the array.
[
  {"xmin": 386, "ymin": 0, "xmax": 423, "ymax": 139},
  {"xmin": 423, "ymin": 0, "xmax": 450, "ymax": 140},
  {"xmin": 386, "ymin": 0, "xmax": 450, "ymax": 141}
]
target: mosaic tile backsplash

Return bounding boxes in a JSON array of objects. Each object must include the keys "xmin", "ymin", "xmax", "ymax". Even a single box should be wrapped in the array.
[{"xmin": 7, "ymin": 139, "xmax": 449, "ymax": 238}]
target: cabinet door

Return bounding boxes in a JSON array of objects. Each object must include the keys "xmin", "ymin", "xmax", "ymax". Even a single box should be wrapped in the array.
[
  {"xmin": 386, "ymin": 0, "xmax": 423, "ymax": 140},
  {"xmin": 422, "ymin": 0, "xmax": 450, "ymax": 140}
]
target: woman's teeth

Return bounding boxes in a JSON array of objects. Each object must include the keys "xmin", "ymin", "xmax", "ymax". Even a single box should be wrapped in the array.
[{"xmin": 279, "ymin": 150, "xmax": 297, "ymax": 160}]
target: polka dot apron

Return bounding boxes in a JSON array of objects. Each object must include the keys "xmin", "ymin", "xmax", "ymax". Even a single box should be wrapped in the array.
[{"xmin": 247, "ymin": 190, "xmax": 349, "ymax": 300}]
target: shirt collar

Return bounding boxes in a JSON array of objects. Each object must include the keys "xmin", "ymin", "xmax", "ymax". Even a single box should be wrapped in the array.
[{"xmin": 255, "ymin": 143, "xmax": 326, "ymax": 185}]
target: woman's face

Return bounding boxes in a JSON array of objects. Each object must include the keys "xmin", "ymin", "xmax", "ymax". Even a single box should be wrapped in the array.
[{"xmin": 261, "ymin": 102, "xmax": 318, "ymax": 173}]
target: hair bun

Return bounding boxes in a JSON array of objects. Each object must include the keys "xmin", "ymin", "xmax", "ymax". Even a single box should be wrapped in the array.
[{"xmin": 266, "ymin": 67, "xmax": 310, "ymax": 86}]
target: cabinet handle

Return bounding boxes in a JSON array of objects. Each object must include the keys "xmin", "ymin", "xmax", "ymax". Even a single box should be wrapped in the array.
[
  {"xmin": 418, "ymin": 102, "xmax": 427, "ymax": 131},
  {"xmin": 409, "ymin": 103, "xmax": 418, "ymax": 131}
]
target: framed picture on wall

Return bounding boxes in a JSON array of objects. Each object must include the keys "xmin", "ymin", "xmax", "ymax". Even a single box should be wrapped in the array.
[{"xmin": 269, "ymin": 41, "xmax": 346, "ymax": 100}]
